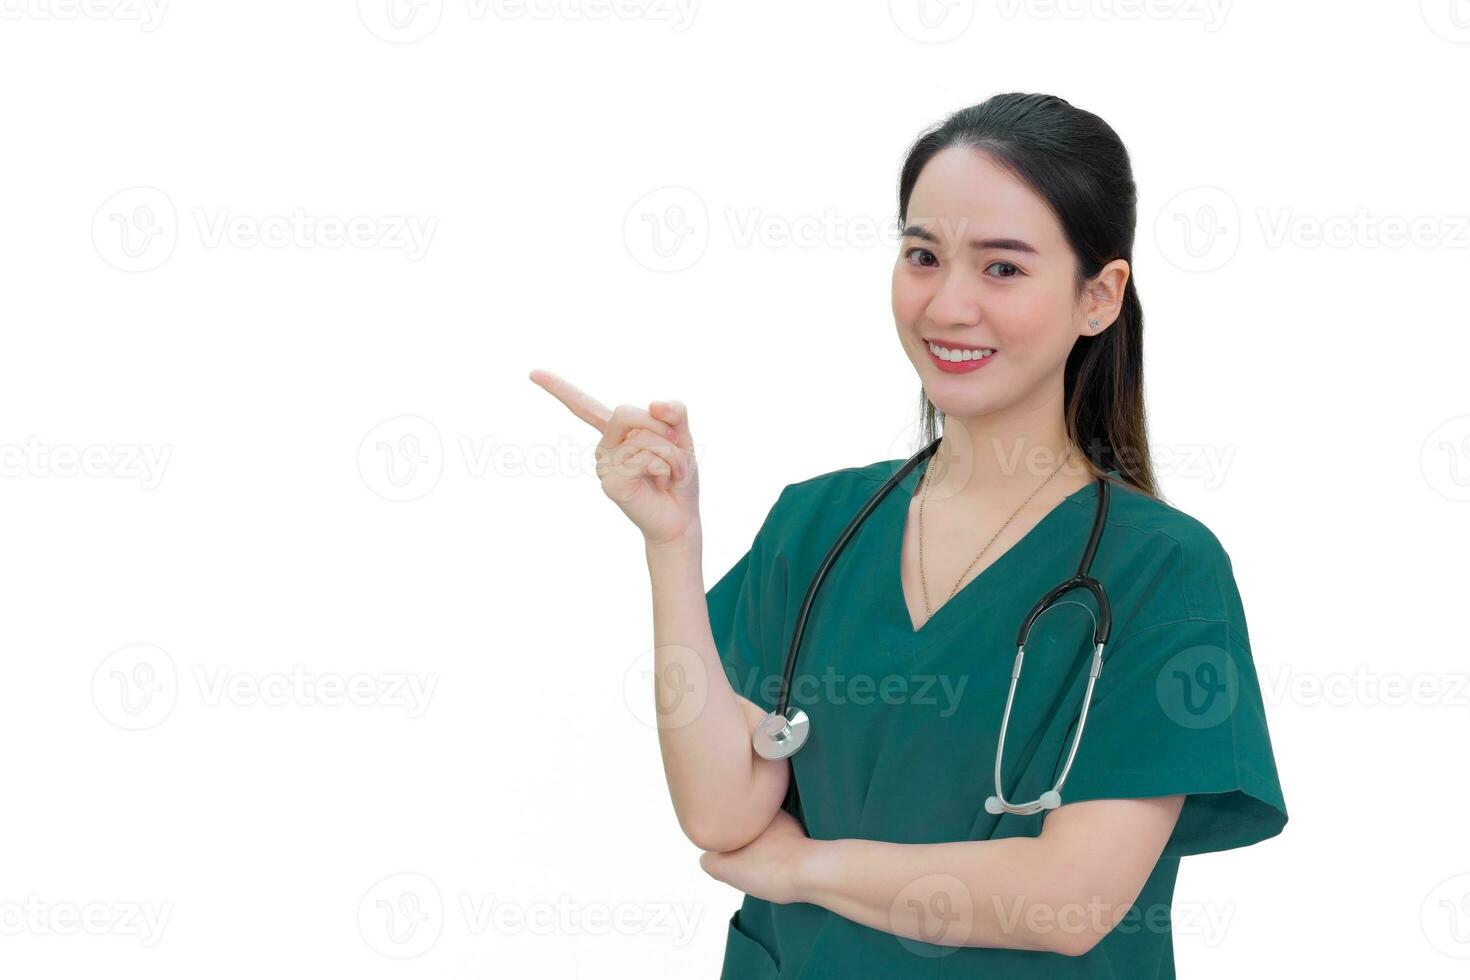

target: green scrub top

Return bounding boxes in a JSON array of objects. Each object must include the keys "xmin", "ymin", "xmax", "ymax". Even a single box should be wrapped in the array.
[{"xmin": 705, "ymin": 457, "xmax": 1288, "ymax": 979}]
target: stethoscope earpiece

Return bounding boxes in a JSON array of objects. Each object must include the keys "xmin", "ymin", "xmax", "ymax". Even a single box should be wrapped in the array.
[{"xmin": 985, "ymin": 789, "xmax": 1065, "ymax": 816}]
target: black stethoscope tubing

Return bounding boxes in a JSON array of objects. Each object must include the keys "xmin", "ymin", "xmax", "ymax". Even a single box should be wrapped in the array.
[{"xmin": 770, "ymin": 435, "xmax": 1114, "ymax": 729}]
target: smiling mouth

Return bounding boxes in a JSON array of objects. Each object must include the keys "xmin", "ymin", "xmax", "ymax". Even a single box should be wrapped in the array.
[{"xmin": 924, "ymin": 338, "xmax": 997, "ymax": 363}]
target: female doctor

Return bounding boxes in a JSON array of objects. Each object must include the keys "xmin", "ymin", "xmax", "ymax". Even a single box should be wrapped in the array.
[{"xmin": 531, "ymin": 92, "xmax": 1287, "ymax": 977}]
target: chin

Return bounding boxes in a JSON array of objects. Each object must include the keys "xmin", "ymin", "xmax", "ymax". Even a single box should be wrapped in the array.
[{"xmin": 925, "ymin": 390, "xmax": 1004, "ymax": 419}]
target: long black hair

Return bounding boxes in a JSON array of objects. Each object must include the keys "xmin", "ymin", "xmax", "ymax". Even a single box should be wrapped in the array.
[{"xmin": 898, "ymin": 93, "xmax": 1157, "ymax": 498}]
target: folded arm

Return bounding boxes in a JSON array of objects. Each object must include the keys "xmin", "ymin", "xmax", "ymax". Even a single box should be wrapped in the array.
[
  {"xmin": 778, "ymin": 795, "xmax": 1185, "ymax": 957},
  {"xmin": 797, "ymin": 796, "xmax": 1184, "ymax": 956}
]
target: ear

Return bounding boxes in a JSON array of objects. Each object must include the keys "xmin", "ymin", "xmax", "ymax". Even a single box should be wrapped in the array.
[{"xmin": 1081, "ymin": 259, "xmax": 1130, "ymax": 336}]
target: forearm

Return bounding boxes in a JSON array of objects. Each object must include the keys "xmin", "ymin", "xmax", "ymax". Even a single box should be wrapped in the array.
[
  {"xmin": 794, "ymin": 836, "xmax": 1117, "ymax": 957},
  {"xmin": 645, "ymin": 532, "xmax": 786, "ymax": 851}
]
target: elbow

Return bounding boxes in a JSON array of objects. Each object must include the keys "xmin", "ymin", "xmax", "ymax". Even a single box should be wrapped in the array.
[
  {"xmin": 1031, "ymin": 847, "xmax": 1144, "ymax": 957},
  {"xmin": 680, "ymin": 814, "xmax": 760, "ymax": 853},
  {"xmin": 1051, "ymin": 928, "xmax": 1105, "ymax": 958},
  {"xmin": 685, "ymin": 825, "xmax": 752, "ymax": 854},
  {"xmin": 1036, "ymin": 873, "xmax": 1128, "ymax": 958},
  {"xmin": 1043, "ymin": 887, "xmax": 1132, "ymax": 957}
]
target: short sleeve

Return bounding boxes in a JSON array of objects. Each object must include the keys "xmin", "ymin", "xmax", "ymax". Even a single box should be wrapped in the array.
[
  {"xmin": 1054, "ymin": 538, "xmax": 1288, "ymax": 858},
  {"xmin": 705, "ymin": 488, "xmax": 788, "ymax": 712}
]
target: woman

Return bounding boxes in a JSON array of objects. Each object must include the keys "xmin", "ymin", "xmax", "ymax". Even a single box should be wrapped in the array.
[{"xmin": 531, "ymin": 92, "xmax": 1287, "ymax": 977}]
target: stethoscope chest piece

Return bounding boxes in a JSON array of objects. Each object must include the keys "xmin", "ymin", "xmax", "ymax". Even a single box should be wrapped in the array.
[{"xmin": 751, "ymin": 707, "xmax": 810, "ymax": 760}]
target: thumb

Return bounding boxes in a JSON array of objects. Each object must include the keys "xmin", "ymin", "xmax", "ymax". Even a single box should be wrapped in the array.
[{"xmin": 649, "ymin": 399, "xmax": 693, "ymax": 450}]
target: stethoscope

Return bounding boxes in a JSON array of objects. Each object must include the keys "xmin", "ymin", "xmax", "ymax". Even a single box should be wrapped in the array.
[{"xmin": 750, "ymin": 436, "xmax": 1114, "ymax": 816}]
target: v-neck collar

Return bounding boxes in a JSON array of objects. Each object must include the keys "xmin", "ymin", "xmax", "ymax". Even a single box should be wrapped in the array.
[{"xmin": 885, "ymin": 462, "xmax": 1121, "ymax": 640}]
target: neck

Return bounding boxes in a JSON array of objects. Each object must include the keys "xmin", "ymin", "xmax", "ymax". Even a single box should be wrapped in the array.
[{"xmin": 922, "ymin": 405, "xmax": 1092, "ymax": 506}]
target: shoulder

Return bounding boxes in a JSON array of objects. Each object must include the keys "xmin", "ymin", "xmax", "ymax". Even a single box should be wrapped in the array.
[
  {"xmin": 1097, "ymin": 476, "xmax": 1231, "ymax": 565},
  {"xmin": 753, "ymin": 458, "xmax": 906, "ymax": 553},
  {"xmin": 1095, "ymin": 478, "xmax": 1246, "ymax": 639},
  {"xmin": 783, "ymin": 457, "xmax": 908, "ymax": 499},
  {"xmin": 767, "ymin": 456, "xmax": 912, "ymax": 517}
]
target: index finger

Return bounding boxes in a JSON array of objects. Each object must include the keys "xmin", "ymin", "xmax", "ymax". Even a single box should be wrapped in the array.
[{"xmin": 528, "ymin": 368, "xmax": 611, "ymax": 433}]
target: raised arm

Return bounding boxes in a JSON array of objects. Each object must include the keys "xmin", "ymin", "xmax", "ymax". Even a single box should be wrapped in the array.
[
  {"xmin": 530, "ymin": 369, "xmax": 788, "ymax": 852},
  {"xmin": 646, "ymin": 533, "xmax": 791, "ymax": 851}
]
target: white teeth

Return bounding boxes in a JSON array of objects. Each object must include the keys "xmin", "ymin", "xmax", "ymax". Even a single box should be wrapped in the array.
[{"xmin": 928, "ymin": 341, "xmax": 995, "ymax": 362}]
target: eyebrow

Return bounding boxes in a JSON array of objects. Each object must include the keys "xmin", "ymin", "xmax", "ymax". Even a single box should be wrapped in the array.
[{"xmin": 900, "ymin": 224, "xmax": 1038, "ymax": 255}]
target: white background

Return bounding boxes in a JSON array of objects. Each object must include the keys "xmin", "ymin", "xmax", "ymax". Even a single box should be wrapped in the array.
[{"xmin": 2, "ymin": 1, "xmax": 1468, "ymax": 976}]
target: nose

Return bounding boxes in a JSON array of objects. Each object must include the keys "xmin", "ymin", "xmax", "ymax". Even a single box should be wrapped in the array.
[{"xmin": 924, "ymin": 268, "xmax": 983, "ymax": 329}]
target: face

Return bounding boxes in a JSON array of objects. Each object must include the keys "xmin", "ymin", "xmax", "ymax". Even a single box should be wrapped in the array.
[{"xmin": 892, "ymin": 145, "xmax": 1112, "ymax": 420}]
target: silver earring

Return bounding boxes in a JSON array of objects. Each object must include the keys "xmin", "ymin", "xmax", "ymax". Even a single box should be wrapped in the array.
[{"xmin": 1088, "ymin": 317, "xmax": 1100, "ymax": 332}]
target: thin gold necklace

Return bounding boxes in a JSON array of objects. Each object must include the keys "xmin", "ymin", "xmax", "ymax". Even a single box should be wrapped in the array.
[{"xmin": 917, "ymin": 447, "xmax": 1075, "ymax": 622}]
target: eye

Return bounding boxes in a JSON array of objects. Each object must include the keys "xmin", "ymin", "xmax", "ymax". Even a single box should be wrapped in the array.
[
  {"xmin": 986, "ymin": 260, "xmax": 1023, "ymax": 279},
  {"xmin": 904, "ymin": 246, "xmax": 939, "ymax": 268}
]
